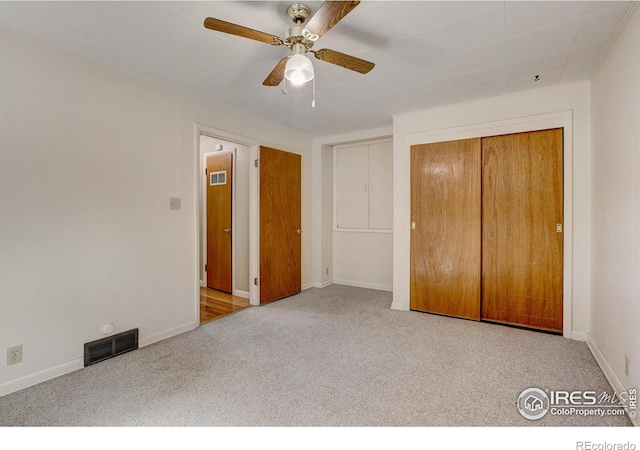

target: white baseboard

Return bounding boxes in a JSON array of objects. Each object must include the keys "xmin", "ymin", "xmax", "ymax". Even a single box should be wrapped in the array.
[
  {"xmin": 333, "ymin": 279, "xmax": 393, "ymax": 292},
  {"xmin": 571, "ymin": 331, "xmax": 588, "ymax": 341},
  {"xmin": 312, "ymin": 280, "xmax": 334, "ymax": 288},
  {"xmin": 302, "ymin": 282, "xmax": 315, "ymax": 291},
  {"xmin": 200, "ymin": 280, "xmax": 249, "ymax": 299},
  {"xmin": 391, "ymin": 301, "xmax": 410, "ymax": 311},
  {"xmin": 233, "ymin": 289, "xmax": 250, "ymax": 299},
  {"xmin": 0, "ymin": 358, "xmax": 84, "ymax": 397},
  {"xmin": 586, "ymin": 334, "xmax": 638, "ymax": 427},
  {"xmin": 139, "ymin": 321, "xmax": 196, "ymax": 348},
  {"xmin": 1, "ymin": 321, "xmax": 196, "ymax": 398},
  {"xmin": 201, "ymin": 284, "xmax": 249, "ymax": 300}
]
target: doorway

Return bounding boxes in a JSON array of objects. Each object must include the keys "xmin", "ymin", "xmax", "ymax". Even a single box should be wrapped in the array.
[
  {"xmin": 199, "ymin": 134, "xmax": 252, "ymax": 323},
  {"xmin": 195, "ymin": 127, "xmax": 305, "ymax": 324}
]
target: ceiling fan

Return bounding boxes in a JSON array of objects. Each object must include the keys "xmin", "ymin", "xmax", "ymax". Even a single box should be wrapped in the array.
[{"xmin": 203, "ymin": 1, "xmax": 375, "ymax": 95}]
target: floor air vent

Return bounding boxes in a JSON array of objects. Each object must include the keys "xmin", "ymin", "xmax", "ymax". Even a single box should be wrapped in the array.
[{"xmin": 84, "ymin": 328, "xmax": 138, "ymax": 366}]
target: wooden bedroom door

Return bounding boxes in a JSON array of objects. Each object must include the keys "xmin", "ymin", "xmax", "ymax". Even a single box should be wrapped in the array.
[
  {"xmin": 259, "ymin": 146, "xmax": 302, "ymax": 305},
  {"xmin": 410, "ymin": 138, "xmax": 482, "ymax": 320},
  {"xmin": 206, "ymin": 153, "xmax": 233, "ymax": 293},
  {"xmin": 481, "ymin": 128, "xmax": 563, "ymax": 332}
]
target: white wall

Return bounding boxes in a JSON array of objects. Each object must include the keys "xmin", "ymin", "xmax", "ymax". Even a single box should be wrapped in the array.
[
  {"xmin": 199, "ymin": 136, "xmax": 250, "ymax": 295},
  {"xmin": 0, "ymin": 26, "xmax": 312, "ymax": 394},
  {"xmin": 311, "ymin": 127, "xmax": 393, "ymax": 291},
  {"xmin": 320, "ymin": 145, "xmax": 333, "ymax": 287},
  {"xmin": 333, "ymin": 232, "xmax": 393, "ymax": 291},
  {"xmin": 392, "ymin": 82, "xmax": 591, "ymax": 339},
  {"xmin": 590, "ymin": 6, "xmax": 639, "ymax": 399}
]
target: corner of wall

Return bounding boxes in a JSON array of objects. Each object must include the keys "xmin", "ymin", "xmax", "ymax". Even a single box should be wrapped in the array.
[{"xmin": 586, "ymin": 334, "xmax": 639, "ymax": 427}]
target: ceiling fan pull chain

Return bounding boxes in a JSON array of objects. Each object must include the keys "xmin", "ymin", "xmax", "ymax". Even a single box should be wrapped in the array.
[
  {"xmin": 312, "ymin": 76, "xmax": 316, "ymax": 108},
  {"xmin": 282, "ymin": 76, "xmax": 287, "ymax": 95}
]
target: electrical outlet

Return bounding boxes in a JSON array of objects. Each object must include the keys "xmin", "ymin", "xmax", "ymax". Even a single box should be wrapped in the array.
[
  {"xmin": 7, "ymin": 345, "xmax": 22, "ymax": 366},
  {"xmin": 625, "ymin": 355, "xmax": 630, "ymax": 377}
]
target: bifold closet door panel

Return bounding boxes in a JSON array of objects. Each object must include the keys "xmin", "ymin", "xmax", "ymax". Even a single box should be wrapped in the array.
[
  {"xmin": 368, "ymin": 141, "xmax": 394, "ymax": 230},
  {"xmin": 336, "ymin": 145, "xmax": 369, "ymax": 229},
  {"xmin": 410, "ymin": 139, "xmax": 481, "ymax": 320},
  {"xmin": 481, "ymin": 129, "xmax": 563, "ymax": 332}
]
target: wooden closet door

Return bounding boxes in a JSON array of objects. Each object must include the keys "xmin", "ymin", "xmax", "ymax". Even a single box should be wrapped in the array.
[
  {"xmin": 481, "ymin": 128, "xmax": 563, "ymax": 332},
  {"xmin": 410, "ymin": 139, "xmax": 481, "ymax": 320}
]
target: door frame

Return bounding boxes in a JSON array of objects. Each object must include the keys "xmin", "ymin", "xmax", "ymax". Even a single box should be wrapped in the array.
[
  {"xmin": 195, "ymin": 124, "xmax": 260, "ymax": 327},
  {"xmin": 202, "ymin": 148, "xmax": 236, "ymax": 294},
  {"xmin": 397, "ymin": 110, "xmax": 574, "ymax": 339}
]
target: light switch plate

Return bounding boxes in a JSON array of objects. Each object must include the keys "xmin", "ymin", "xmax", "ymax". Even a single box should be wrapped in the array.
[{"xmin": 169, "ymin": 197, "xmax": 181, "ymax": 210}]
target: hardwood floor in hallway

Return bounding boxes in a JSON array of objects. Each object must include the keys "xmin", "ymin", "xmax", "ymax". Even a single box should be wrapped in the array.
[{"xmin": 200, "ymin": 287, "xmax": 250, "ymax": 324}]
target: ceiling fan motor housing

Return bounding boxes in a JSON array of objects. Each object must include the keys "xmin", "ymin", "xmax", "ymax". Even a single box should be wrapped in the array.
[
  {"xmin": 287, "ymin": 3, "xmax": 311, "ymax": 24},
  {"xmin": 285, "ymin": 26, "xmax": 315, "ymax": 51}
]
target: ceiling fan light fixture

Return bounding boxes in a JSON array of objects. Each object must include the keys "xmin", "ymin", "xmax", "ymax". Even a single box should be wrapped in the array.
[
  {"xmin": 284, "ymin": 53, "xmax": 314, "ymax": 86},
  {"xmin": 204, "ymin": 1, "xmax": 374, "ymax": 95}
]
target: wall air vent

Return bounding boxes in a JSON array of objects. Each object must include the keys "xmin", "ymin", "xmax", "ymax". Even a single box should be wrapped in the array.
[
  {"xmin": 84, "ymin": 328, "xmax": 138, "ymax": 367},
  {"xmin": 209, "ymin": 170, "xmax": 227, "ymax": 186}
]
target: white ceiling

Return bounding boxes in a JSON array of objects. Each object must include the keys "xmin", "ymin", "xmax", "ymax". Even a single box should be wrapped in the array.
[{"xmin": 0, "ymin": 1, "xmax": 634, "ymax": 135}]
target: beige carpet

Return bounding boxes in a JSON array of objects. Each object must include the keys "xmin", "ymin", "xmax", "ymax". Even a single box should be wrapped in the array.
[{"xmin": 0, "ymin": 285, "xmax": 632, "ymax": 426}]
